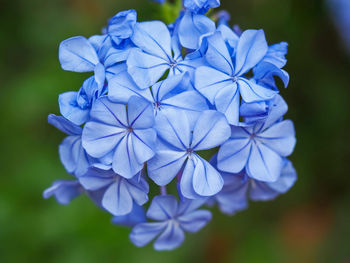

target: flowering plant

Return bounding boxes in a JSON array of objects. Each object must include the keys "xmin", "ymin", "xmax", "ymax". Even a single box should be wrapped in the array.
[{"xmin": 44, "ymin": 0, "xmax": 296, "ymax": 250}]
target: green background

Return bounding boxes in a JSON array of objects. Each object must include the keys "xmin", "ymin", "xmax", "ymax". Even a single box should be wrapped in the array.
[{"xmin": 0, "ymin": 0, "xmax": 349, "ymax": 262}]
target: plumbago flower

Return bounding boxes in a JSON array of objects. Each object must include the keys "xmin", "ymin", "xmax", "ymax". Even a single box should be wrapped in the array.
[
  {"xmin": 130, "ymin": 195, "xmax": 212, "ymax": 250},
  {"xmin": 148, "ymin": 109, "xmax": 230, "ymax": 198},
  {"xmin": 79, "ymin": 167, "xmax": 149, "ymax": 216},
  {"xmin": 209, "ymin": 155, "xmax": 297, "ymax": 215},
  {"xmin": 82, "ymin": 96, "xmax": 157, "ymax": 178},
  {"xmin": 217, "ymin": 95, "xmax": 296, "ymax": 182},
  {"xmin": 45, "ymin": 0, "xmax": 297, "ymax": 251},
  {"xmin": 48, "ymin": 114, "xmax": 94, "ymax": 177},
  {"xmin": 58, "ymin": 10, "xmax": 137, "ymax": 125}
]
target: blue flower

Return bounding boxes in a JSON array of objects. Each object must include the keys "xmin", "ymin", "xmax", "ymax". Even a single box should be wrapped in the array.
[
  {"xmin": 252, "ymin": 42, "xmax": 289, "ymax": 91},
  {"xmin": 48, "ymin": 114, "xmax": 95, "ymax": 177},
  {"xmin": 129, "ymin": 195, "xmax": 212, "ymax": 250},
  {"xmin": 240, "ymin": 94, "xmax": 288, "ymax": 126},
  {"xmin": 108, "ymin": 72, "xmax": 208, "ymax": 118},
  {"xmin": 127, "ymin": 21, "xmax": 204, "ymax": 89},
  {"xmin": 183, "ymin": 0, "xmax": 220, "ymax": 14},
  {"xmin": 177, "ymin": 11, "xmax": 216, "ymax": 50},
  {"xmin": 106, "ymin": 10, "xmax": 137, "ymax": 46},
  {"xmin": 58, "ymin": 32, "xmax": 131, "ymax": 125},
  {"xmin": 148, "ymin": 110, "xmax": 230, "ymax": 198},
  {"xmin": 82, "ymin": 96, "xmax": 157, "ymax": 178},
  {"xmin": 217, "ymin": 100, "xmax": 296, "ymax": 182},
  {"xmin": 210, "ymin": 155, "xmax": 297, "ymax": 215},
  {"xmin": 43, "ymin": 180, "xmax": 84, "ymax": 205},
  {"xmin": 79, "ymin": 167, "xmax": 149, "ymax": 216},
  {"xmin": 195, "ymin": 29, "xmax": 278, "ymax": 125}
]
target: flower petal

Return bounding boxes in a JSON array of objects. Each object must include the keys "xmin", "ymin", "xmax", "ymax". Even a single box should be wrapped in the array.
[
  {"xmin": 257, "ymin": 120, "xmax": 296, "ymax": 156},
  {"xmin": 249, "ymin": 159, "xmax": 297, "ymax": 201},
  {"xmin": 131, "ymin": 21, "xmax": 172, "ymax": 60},
  {"xmin": 127, "ymin": 96, "xmax": 155, "ymax": 129},
  {"xmin": 178, "ymin": 11, "xmax": 216, "ymax": 50},
  {"xmin": 153, "ymin": 222, "xmax": 185, "ymax": 251},
  {"xmin": 234, "ymin": 29, "xmax": 268, "ymax": 76},
  {"xmin": 48, "ymin": 114, "xmax": 82, "ymax": 135},
  {"xmin": 180, "ymin": 158, "xmax": 201, "ymax": 199},
  {"xmin": 162, "ymin": 90, "xmax": 209, "ymax": 112},
  {"xmin": 82, "ymin": 122, "xmax": 125, "ymax": 158},
  {"xmin": 217, "ymin": 131, "xmax": 251, "ymax": 173},
  {"xmin": 192, "ymin": 155, "xmax": 224, "ymax": 196},
  {"xmin": 192, "ymin": 110, "xmax": 231, "ymax": 150},
  {"xmin": 214, "ymin": 83, "xmax": 240, "ymax": 125},
  {"xmin": 102, "ymin": 178, "xmax": 133, "ymax": 215},
  {"xmin": 148, "ymin": 146, "xmax": 187, "ymax": 186},
  {"xmin": 126, "ymin": 175, "xmax": 149, "ymax": 206},
  {"xmin": 59, "ymin": 91, "xmax": 90, "ymax": 126},
  {"xmin": 78, "ymin": 168, "xmax": 115, "ymax": 190},
  {"xmin": 112, "ymin": 134, "xmax": 144, "ymax": 179},
  {"xmin": 43, "ymin": 180, "xmax": 83, "ymax": 205},
  {"xmin": 147, "ymin": 195, "xmax": 178, "ymax": 220},
  {"xmin": 195, "ymin": 66, "xmax": 232, "ymax": 104},
  {"xmin": 89, "ymin": 96, "xmax": 128, "ymax": 127},
  {"xmin": 131, "ymin": 129, "xmax": 156, "ymax": 164},
  {"xmin": 154, "ymin": 110, "xmax": 191, "ymax": 150},
  {"xmin": 59, "ymin": 36, "xmax": 99, "ymax": 72},
  {"xmin": 108, "ymin": 72, "xmax": 153, "ymax": 104},
  {"xmin": 130, "ymin": 222, "xmax": 167, "ymax": 247},
  {"xmin": 205, "ymin": 31, "xmax": 234, "ymax": 75},
  {"xmin": 178, "ymin": 210, "xmax": 212, "ymax": 233},
  {"xmin": 127, "ymin": 49, "xmax": 170, "ymax": 89},
  {"xmin": 246, "ymin": 142, "xmax": 284, "ymax": 182},
  {"xmin": 238, "ymin": 78, "xmax": 276, "ymax": 103}
]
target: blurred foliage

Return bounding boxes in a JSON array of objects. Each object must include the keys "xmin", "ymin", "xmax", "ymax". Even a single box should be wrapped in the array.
[{"xmin": 0, "ymin": 0, "xmax": 349, "ymax": 262}]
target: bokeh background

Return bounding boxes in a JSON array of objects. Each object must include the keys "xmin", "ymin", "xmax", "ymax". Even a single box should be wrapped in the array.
[{"xmin": 1, "ymin": 0, "xmax": 349, "ymax": 262}]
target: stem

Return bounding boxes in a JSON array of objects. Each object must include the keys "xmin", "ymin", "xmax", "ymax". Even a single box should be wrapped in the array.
[{"xmin": 160, "ymin": 186, "xmax": 167, "ymax": 195}]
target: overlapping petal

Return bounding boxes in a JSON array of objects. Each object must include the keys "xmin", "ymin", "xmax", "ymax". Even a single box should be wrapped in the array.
[{"xmin": 59, "ymin": 36, "xmax": 99, "ymax": 72}]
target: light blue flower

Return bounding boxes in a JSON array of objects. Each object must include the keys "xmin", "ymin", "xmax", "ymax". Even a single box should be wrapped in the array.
[
  {"xmin": 89, "ymin": 9, "xmax": 137, "ymax": 60},
  {"xmin": 59, "ymin": 33, "xmax": 130, "ymax": 125},
  {"xmin": 210, "ymin": 155, "xmax": 297, "ymax": 215},
  {"xmin": 130, "ymin": 195, "xmax": 212, "ymax": 250},
  {"xmin": 195, "ymin": 29, "xmax": 278, "ymax": 125},
  {"xmin": 183, "ymin": 0, "xmax": 220, "ymax": 14},
  {"xmin": 177, "ymin": 11, "xmax": 216, "ymax": 50},
  {"xmin": 217, "ymin": 104, "xmax": 296, "ymax": 182},
  {"xmin": 252, "ymin": 42, "xmax": 289, "ymax": 91},
  {"xmin": 43, "ymin": 180, "xmax": 84, "ymax": 205},
  {"xmin": 48, "ymin": 114, "xmax": 94, "ymax": 177},
  {"xmin": 240, "ymin": 94, "xmax": 288, "ymax": 125},
  {"xmin": 127, "ymin": 21, "xmax": 204, "ymax": 89},
  {"xmin": 108, "ymin": 72, "xmax": 208, "ymax": 118},
  {"xmin": 148, "ymin": 110, "xmax": 230, "ymax": 198},
  {"xmin": 79, "ymin": 167, "xmax": 149, "ymax": 216},
  {"xmin": 82, "ymin": 96, "xmax": 157, "ymax": 178}
]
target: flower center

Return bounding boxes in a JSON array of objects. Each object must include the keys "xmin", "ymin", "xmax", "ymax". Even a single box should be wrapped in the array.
[
  {"xmin": 186, "ymin": 148, "xmax": 194, "ymax": 156},
  {"xmin": 127, "ymin": 126, "xmax": 133, "ymax": 133},
  {"xmin": 231, "ymin": 76, "xmax": 238, "ymax": 82},
  {"xmin": 249, "ymin": 133, "xmax": 256, "ymax": 140},
  {"xmin": 154, "ymin": 101, "xmax": 161, "ymax": 109},
  {"xmin": 169, "ymin": 61, "xmax": 178, "ymax": 68}
]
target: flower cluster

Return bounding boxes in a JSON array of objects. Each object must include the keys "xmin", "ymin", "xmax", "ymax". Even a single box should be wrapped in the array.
[{"xmin": 44, "ymin": 0, "xmax": 297, "ymax": 250}]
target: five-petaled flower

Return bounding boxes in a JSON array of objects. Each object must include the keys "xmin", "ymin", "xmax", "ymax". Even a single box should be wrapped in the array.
[{"xmin": 130, "ymin": 195, "xmax": 212, "ymax": 250}]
